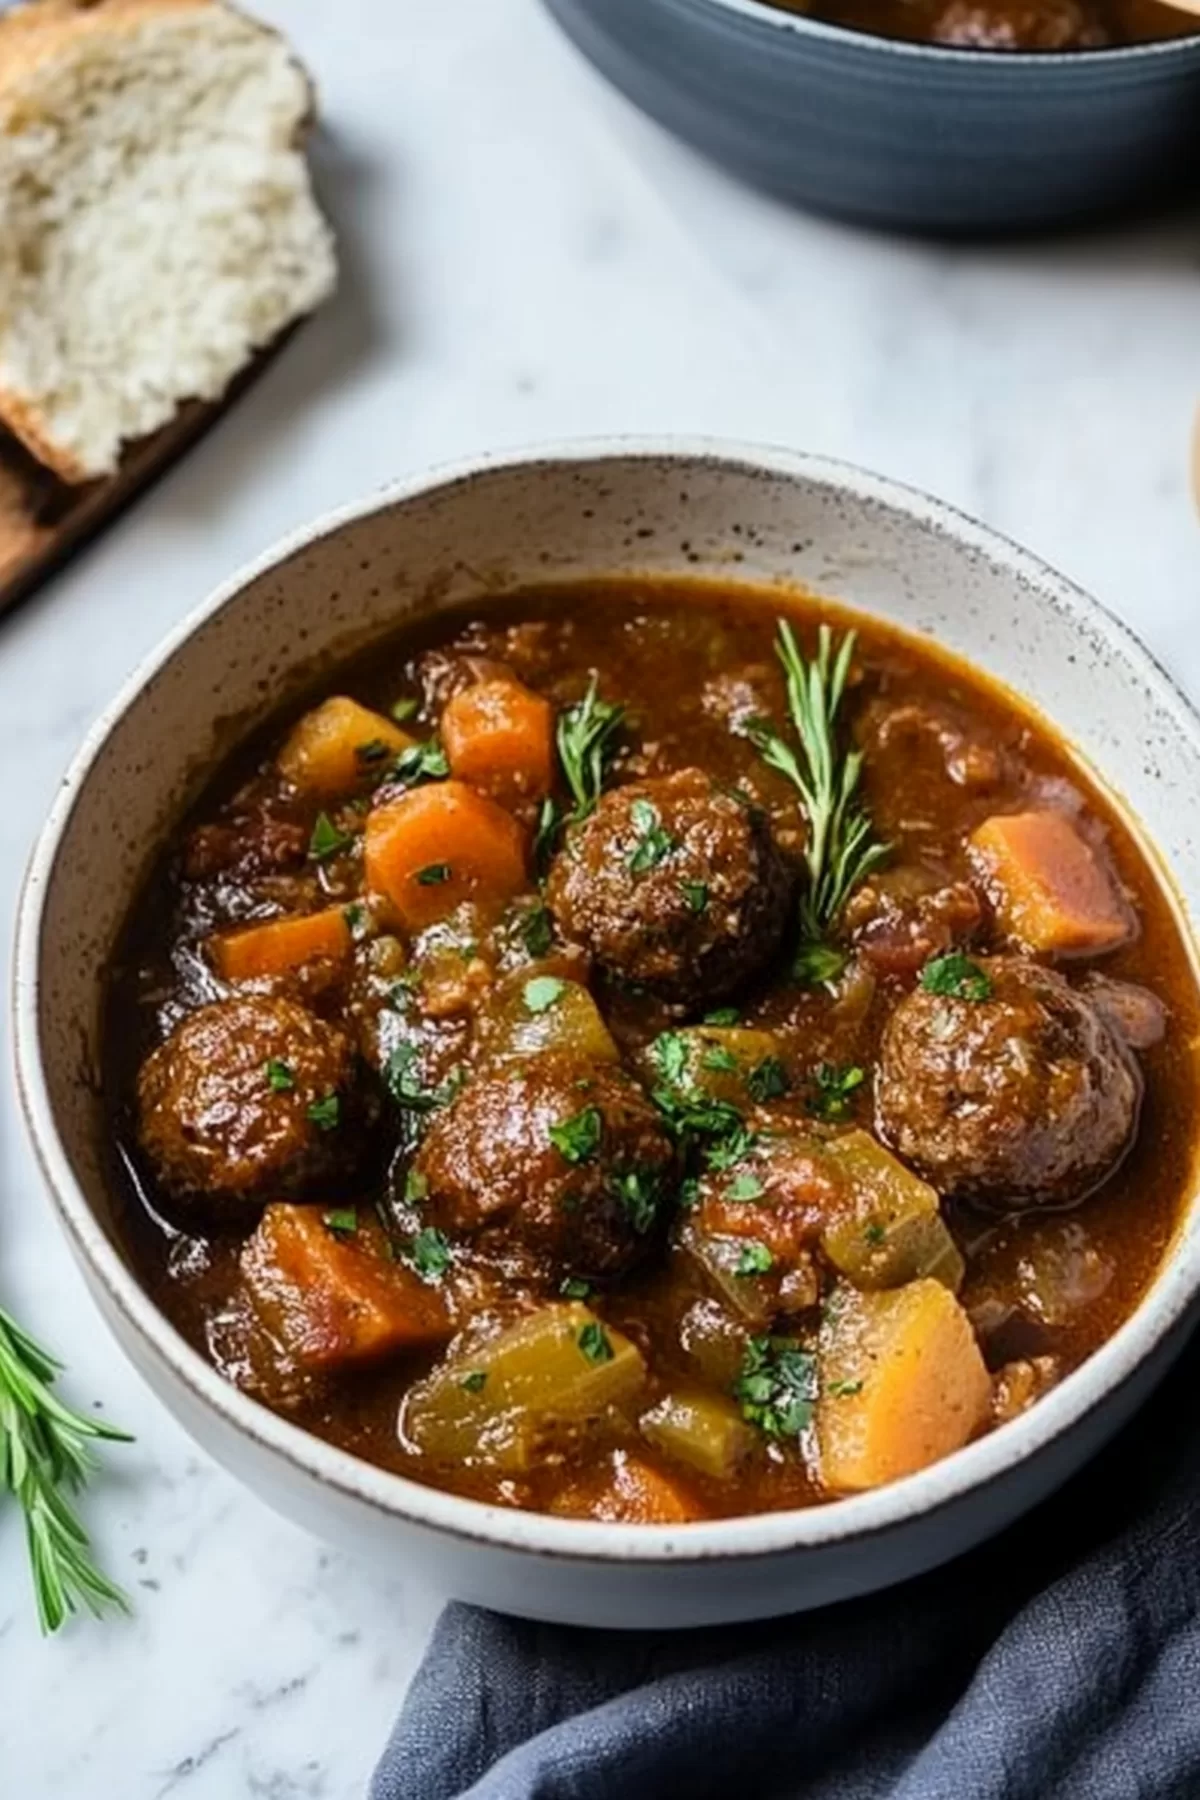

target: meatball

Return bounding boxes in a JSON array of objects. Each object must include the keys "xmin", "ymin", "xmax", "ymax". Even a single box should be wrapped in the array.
[
  {"xmin": 137, "ymin": 995, "xmax": 369, "ymax": 1215},
  {"xmin": 875, "ymin": 957, "xmax": 1140, "ymax": 1209},
  {"xmin": 931, "ymin": 0, "xmax": 1109, "ymax": 48},
  {"xmin": 413, "ymin": 1052, "xmax": 676, "ymax": 1278},
  {"xmin": 545, "ymin": 769, "xmax": 792, "ymax": 1005}
]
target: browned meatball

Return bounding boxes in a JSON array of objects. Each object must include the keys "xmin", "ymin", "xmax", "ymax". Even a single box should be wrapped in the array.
[
  {"xmin": 545, "ymin": 769, "xmax": 792, "ymax": 1005},
  {"xmin": 137, "ymin": 996, "xmax": 369, "ymax": 1215},
  {"xmin": 413, "ymin": 1052, "xmax": 676, "ymax": 1278},
  {"xmin": 875, "ymin": 957, "xmax": 1140, "ymax": 1209},
  {"xmin": 931, "ymin": 0, "xmax": 1109, "ymax": 47}
]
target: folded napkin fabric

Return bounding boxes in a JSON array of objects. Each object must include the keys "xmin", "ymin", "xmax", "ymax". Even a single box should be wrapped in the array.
[{"xmin": 374, "ymin": 1325, "xmax": 1200, "ymax": 1800}]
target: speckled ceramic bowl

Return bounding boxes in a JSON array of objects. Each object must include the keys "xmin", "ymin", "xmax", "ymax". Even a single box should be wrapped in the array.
[
  {"xmin": 545, "ymin": 0, "xmax": 1200, "ymax": 232},
  {"xmin": 15, "ymin": 441, "xmax": 1200, "ymax": 1628}
]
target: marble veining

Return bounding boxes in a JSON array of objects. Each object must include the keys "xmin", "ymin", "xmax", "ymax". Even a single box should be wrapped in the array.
[{"xmin": 1, "ymin": 0, "xmax": 1198, "ymax": 1792}]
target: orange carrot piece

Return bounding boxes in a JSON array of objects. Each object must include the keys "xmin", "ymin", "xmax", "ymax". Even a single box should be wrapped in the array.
[
  {"xmin": 209, "ymin": 906, "xmax": 353, "ymax": 982},
  {"xmin": 441, "ymin": 678, "xmax": 554, "ymax": 807},
  {"xmin": 970, "ymin": 810, "xmax": 1132, "ymax": 956},
  {"xmin": 551, "ymin": 1451, "xmax": 706, "ymax": 1524},
  {"xmin": 364, "ymin": 779, "xmax": 527, "ymax": 930},
  {"xmin": 278, "ymin": 696, "xmax": 415, "ymax": 796},
  {"xmin": 242, "ymin": 1204, "xmax": 451, "ymax": 1370}
]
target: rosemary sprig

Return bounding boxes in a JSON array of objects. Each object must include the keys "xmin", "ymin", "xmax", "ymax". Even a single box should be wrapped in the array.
[
  {"xmin": 0, "ymin": 1304, "xmax": 131, "ymax": 1632},
  {"xmin": 556, "ymin": 676, "xmax": 625, "ymax": 822},
  {"xmin": 750, "ymin": 622, "xmax": 888, "ymax": 945}
]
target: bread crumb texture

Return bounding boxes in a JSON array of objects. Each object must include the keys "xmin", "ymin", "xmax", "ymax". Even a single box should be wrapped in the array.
[{"xmin": 0, "ymin": 0, "xmax": 337, "ymax": 481}]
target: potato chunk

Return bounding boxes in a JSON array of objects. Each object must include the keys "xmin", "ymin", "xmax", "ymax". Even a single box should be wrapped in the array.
[
  {"xmin": 401, "ymin": 1303, "xmax": 646, "ymax": 1473},
  {"xmin": 816, "ymin": 1280, "xmax": 990, "ymax": 1493},
  {"xmin": 279, "ymin": 696, "xmax": 415, "ymax": 796},
  {"xmin": 821, "ymin": 1131, "xmax": 964, "ymax": 1293}
]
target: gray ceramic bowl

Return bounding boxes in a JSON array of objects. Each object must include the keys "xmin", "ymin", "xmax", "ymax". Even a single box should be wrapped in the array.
[
  {"xmin": 545, "ymin": 0, "xmax": 1200, "ymax": 233},
  {"xmin": 15, "ymin": 441, "xmax": 1200, "ymax": 1627}
]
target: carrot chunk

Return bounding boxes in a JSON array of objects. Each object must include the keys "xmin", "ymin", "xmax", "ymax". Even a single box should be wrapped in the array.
[
  {"xmin": 209, "ymin": 906, "xmax": 353, "ymax": 982},
  {"xmin": 364, "ymin": 779, "xmax": 527, "ymax": 930},
  {"xmin": 242, "ymin": 1203, "xmax": 450, "ymax": 1370},
  {"xmin": 278, "ymin": 696, "xmax": 415, "ymax": 796},
  {"xmin": 970, "ymin": 809, "xmax": 1133, "ymax": 956},
  {"xmin": 441, "ymin": 678, "xmax": 554, "ymax": 807},
  {"xmin": 551, "ymin": 1450, "xmax": 706, "ymax": 1524}
]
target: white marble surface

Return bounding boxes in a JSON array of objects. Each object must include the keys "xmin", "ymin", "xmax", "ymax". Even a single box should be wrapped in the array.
[{"xmin": 2, "ymin": 0, "xmax": 1199, "ymax": 1792}]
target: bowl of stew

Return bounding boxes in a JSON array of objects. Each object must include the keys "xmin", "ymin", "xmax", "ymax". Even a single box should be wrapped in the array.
[
  {"xmin": 15, "ymin": 440, "xmax": 1200, "ymax": 1628},
  {"xmin": 544, "ymin": 0, "xmax": 1200, "ymax": 233}
]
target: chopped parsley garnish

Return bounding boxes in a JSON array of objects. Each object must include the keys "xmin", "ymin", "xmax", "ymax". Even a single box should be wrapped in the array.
[
  {"xmin": 384, "ymin": 1043, "xmax": 440, "ymax": 1112},
  {"xmin": 703, "ymin": 1008, "xmax": 740, "ymax": 1027},
  {"xmin": 807, "ymin": 1062, "xmax": 865, "ymax": 1122},
  {"xmin": 520, "ymin": 904, "xmax": 555, "ymax": 958},
  {"xmin": 746, "ymin": 1056, "xmax": 789, "ymax": 1103},
  {"xmin": 408, "ymin": 1227, "xmax": 452, "ymax": 1280},
  {"xmin": 265, "ymin": 1058, "xmax": 295, "ymax": 1093},
  {"xmin": 577, "ymin": 1321, "xmax": 614, "ymax": 1364},
  {"xmin": 735, "ymin": 1242, "xmax": 774, "ymax": 1277},
  {"xmin": 702, "ymin": 1046, "xmax": 740, "ymax": 1074},
  {"xmin": 355, "ymin": 738, "xmax": 391, "ymax": 765},
  {"xmin": 460, "ymin": 1370, "xmax": 488, "ymax": 1394},
  {"xmin": 524, "ymin": 975, "xmax": 565, "ymax": 1014},
  {"xmin": 560, "ymin": 1276, "xmax": 592, "ymax": 1299},
  {"xmin": 343, "ymin": 901, "xmax": 370, "ymax": 940},
  {"xmin": 863, "ymin": 1221, "xmax": 887, "ymax": 1246},
  {"xmin": 678, "ymin": 1176, "xmax": 701, "ymax": 1210},
  {"xmin": 733, "ymin": 1336, "xmax": 818, "ymax": 1438},
  {"xmin": 404, "ymin": 1168, "xmax": 429, "ymax": 1204},
  {"xmin": 627, "ymin": 799, "xmax": 676, "ymax": 875},
  {"xmin": 726, "ymin": 1171, "xmax": 764, "ymax": 1202},
  {"xmin": 616, "ymin": 1167, "xmax": 662, "ymax": 1234},
  {"xmin": 920, "ymin": 953, "xmax": 993, "ymax": 1002},
  {"xmin": 390, "ymin": 697, "xmax": 420, "ymax": 722},
  {"xmin": 549, "ymin": 1106, "xmax": 603, "ymax": 1165},
  {"xmin": 826, "ymin": 1378, "xmax": 864, "ymax": 1398},
  {"xmin": 533, "ymin": 796, "xmax": 561, "ymax": 876},
  {"xmin": 415, "ymin": 862, "xmax": 451, "ymax": 886},
  {"xmin": 557, "ymin": 677, "xmax": 625, "ymax": 821},
  {"xmin": 308, "ymin": 811, "xmax": 353, "ymax": 861},
  {"xmin": 390, "ymin": 740, "xmax": 449, "ymax": 788},
  {"xmin": 306, "ymin": 1093, "xmax": 340, "ymax": 1131},
  {"xmin": 793, "ymin": 941, "xmax": 848, "ymax": 988},
  {"xmin": 651, "ymin": 1032, "xmax": 690, "ymax": 1088},
  {"xmin": 681, "ymin": 879, "xmax": 709, "ymax": 915},
  {"xmin": 704, "ymin": 1122, "xmax": 760, "ymax": 1172},
  {"xmin": 322, "ymin": 1207, "xmax": 358, "ymax": 1238}
]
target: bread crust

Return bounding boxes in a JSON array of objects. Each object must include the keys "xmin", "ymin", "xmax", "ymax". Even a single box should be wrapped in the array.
[{"xmin": 0, "ymin": 0, "xmax": 325, "ymax": 484}]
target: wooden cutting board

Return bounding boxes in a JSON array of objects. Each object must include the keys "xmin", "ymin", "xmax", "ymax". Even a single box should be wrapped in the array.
[{"xmin": 0, "ymin": 343, "xmax": 288, "ymax": 614}]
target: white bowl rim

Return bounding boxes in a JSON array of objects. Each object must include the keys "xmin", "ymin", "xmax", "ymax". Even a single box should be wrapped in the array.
[
  {"xmin": 676, "ymin": 0, "xmax": 1200, "ymax": 67},
  {"xmin": 14, "ymin": 433, "xmax": 1200, "ymax": 1566}
]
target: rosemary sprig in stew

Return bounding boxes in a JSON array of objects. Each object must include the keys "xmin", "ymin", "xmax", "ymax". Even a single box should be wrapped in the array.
[
  {"xmin": 750, "ymin": 622, "xmax": 888, "ymax": 960},
  {"xmin": 556, "ymin": 676, "xmax": 625, "ymax": 821},
  {"xmin": 0, "ymin": 1304, "xmax": 131, "ymax": 1632}
]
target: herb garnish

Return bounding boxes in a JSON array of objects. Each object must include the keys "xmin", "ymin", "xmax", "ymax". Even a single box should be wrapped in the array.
[
  {"xmin": 390, "ymin": 697, "xmax": 420, "ymax": 723},
  {"xmin": 460, "ymin": 1370, "xmax": 488, "ymax": 1394},
  {"xmin": 702, "ymin": 1046, "xmax": 739, "ymax": 1074},
  {"xmin": 307, "ymin": 1094, "xmax": 341, "ymax": 1131},
  {"xmin": 520, "ymin": 904, "xmax": 555, "ymax": 958},
  {"xmin": 652, "ymin": 1032, "xmax": 690, "ymax": 1088},
  {"xmin": 681, "ymin": 880, "xmax": 709, "ymax": 915},
  {"xmin": 734, "ymin": 1336, "xmax": 818, "ymax": 1437},
  {"xmin": 389, "ymin": 740, "xmax": 449, "ymax": 789},
  {"xmin": 549, "ymin": 1106, "xmax": 603, "ymax": 1165},
  {"xmin": 727, "ymin": 1171, "xmax": 764, "ymax": 1201},
  {"xmin": 265, "ymin": 1058, "xmax": 295, "ymax": 1093},
  {"xmin": 863, "ymin": 1221, "xmax": 887, "ymax": 1246},
  {"xmin": 0, "ymin": 1306, "xmax": 131, "ymax": 1633},
  {"xmin": 703, "ymin": 1008, "xmax": 740, "ymax": 1027},
  {"xmin": 793, "ymin": 941, "xmax": 848, "ymax": 988},
  {"xmin": 616, "ymin": 1167, "xmax": 662, "ymax": 1234},
  {"xmin": 322, "ymin": 1207, "xmax": 358, "ymax": 1238},
  {"xmin": 355, "ymin": 738, "xmax": 391, "ymax": 766},
  {"xmin": 746, "ymin": 1056, "xmax": 789, "ymax": 1103},
  {"xmin": 627, "ymin": 799, "xmax": 676, "ymax": 875},
  {"xmin": 415, "ymin": 863, "xmax": 451, "ymax": 886},
  {"xmin": 385, "ymin": 1044, "xmax": 459, "ymax": 1113},
  {"xmin": 343, "ymin": 901, "xmax": 370, "ymax": 941},
  {"xmin": 748, "ymin": 622, "xmax": 888, "ymax": 944},
  {"xmin": 408, "ymin": 1227, "xmax": 452, "ymax": 1281},
  {"xmin": 735, "ymin": 1242, "xmax": 774, "ymax": 1277},
  {"xmin": 920, "ymin": 953, "xmax": 993, "ymax": 1002},
  {"xmin": 404, "ymin": 1168, "xmax": 429, "ymax": 1204},
  {"xmin": 524, "ymin": 975, "xmax": 565, "ymax": 1014},
  {"xmin": 308, "ymin": 811, "xmax": 354, "ymax": 861},
  {"xmin": 560, "ymin": 1276, "xmax": 592, "ymax": 1300},
  {"xmin": 807, "ymin": 1063, "xmax": 865, "ymax": 1122},
  {"xmin": 826, "ymin": 1378, "xmax": 864, "ymax": 1398},
  {"xmin": 577, "ymin": 1321, "xmax": 614, "ymax": 1364},
  {"xmin": 557, "ymin": 677, "xmax": 625, "ymax": 821}
]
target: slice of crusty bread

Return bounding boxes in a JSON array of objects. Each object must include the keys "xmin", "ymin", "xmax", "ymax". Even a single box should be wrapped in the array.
[{"xmin": 0, "ymin": 0, "xmax": 337, "ymax": 483}]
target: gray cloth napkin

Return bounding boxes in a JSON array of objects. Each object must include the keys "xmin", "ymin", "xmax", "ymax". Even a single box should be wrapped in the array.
[{"xmin": 373, "ymin": 1323, "xmax": 1200, "ymax": 1800}]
